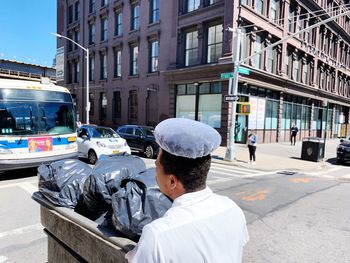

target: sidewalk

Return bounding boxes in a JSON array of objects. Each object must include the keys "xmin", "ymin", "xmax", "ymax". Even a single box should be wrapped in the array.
[{"xmin": 211, "ymin": 139, "xmax": 340, "ymax": 172}]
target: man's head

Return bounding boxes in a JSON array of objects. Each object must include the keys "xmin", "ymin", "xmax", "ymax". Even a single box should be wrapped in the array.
[{"xmin": 154, "ymin": 118, "xmax": 221, "ymax": 200}]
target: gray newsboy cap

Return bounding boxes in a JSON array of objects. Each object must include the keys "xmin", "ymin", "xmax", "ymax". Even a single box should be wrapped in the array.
[{"xmin": 154, "ymin": 118, "xmax": 221, "ymax": 159}]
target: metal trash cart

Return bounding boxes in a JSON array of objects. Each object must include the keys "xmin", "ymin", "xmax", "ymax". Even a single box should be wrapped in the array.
[{"xmin": 32, "ymin": 192, "xmax": 135, "ymax": 263}]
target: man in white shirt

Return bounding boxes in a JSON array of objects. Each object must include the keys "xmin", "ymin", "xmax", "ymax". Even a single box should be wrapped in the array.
[{"xmin": 126, "ymin": 118, "xmax": 249, "ymax": 263}]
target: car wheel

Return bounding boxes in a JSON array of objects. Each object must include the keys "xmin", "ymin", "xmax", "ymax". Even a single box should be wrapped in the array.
[
  {"xmin": 144, "ymin": 145, "xmax": 154, "ymax": 159},
  {"xmin": 88, "ymin": 150, "xmax": 98, "ymax": 164}
]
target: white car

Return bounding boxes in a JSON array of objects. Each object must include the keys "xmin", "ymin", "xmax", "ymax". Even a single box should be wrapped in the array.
[{"xmin": 77, "ymin": 125, "xmax": 131, "ymax": 164}]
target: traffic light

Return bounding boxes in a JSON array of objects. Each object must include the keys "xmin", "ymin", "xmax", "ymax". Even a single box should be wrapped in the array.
[{"xmin": 236, "ymin": 102, "xmax": 251, "ymax": 114}]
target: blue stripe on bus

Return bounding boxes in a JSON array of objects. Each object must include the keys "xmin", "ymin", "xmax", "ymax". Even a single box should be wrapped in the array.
[{"xmin": 0, "ymin": 138, "xmax": 70, "ymax": 149}]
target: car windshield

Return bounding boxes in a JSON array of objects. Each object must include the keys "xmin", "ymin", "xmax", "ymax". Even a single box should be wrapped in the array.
[
  {"xmin": 88, "ymin": 127, "xmax": 120, "ymax": 138},
  {"xmin": 143, "ymin": 127, "xmax": 154, "ymax": 136}
]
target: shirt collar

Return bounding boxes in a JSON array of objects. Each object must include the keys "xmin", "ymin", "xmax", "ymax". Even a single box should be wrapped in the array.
[{"xmin": 172, "ymin": 187, "xmax": 213, "ymax": 207}]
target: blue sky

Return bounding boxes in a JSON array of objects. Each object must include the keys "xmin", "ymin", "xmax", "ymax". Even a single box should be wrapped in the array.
[{"xmin": 0, "ymin": 1, "xmax": 57, "ymax": 67}]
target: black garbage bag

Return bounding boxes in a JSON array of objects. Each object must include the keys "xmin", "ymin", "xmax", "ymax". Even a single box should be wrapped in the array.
[
  {"xmin": 111, "ymin": 168, "xmax": 172, "ymax": 241},
  {"xmin": 75, "ymin": 154, "xmax": 147, "ymax": 220},
  {"xmin": 38, "ymin": 159, "xmax": 92, "ymax": 208}
]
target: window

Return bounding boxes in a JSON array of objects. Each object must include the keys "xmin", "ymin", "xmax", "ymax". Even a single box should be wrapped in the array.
[
  {"xmin": 131, "ymin": 45, "xmax": 139, "ymax": 75},
  {"xmin": 101, "ymin": 18, "xmax": 108, "ymax": 41},
  {"xmin": 288, "ymin": 6, "xmax": 294, "ymax": 32},
  {"xmin": 131, "ymin": 4, "xmax": 140, "ymax": 30},
  {"xmin": 293, "ymin": 58, "xmax": 299, "ymax": 81},
  {"xmin": 67, "ymin": 62, "xmax": 73, "ymax": 84},
  {"xmin": 99, "ymin": 92, "xmax": 107, "ymax": 121},
  {"xmin": 74, "ymin": 31, "xmax": 80, "ymax": 50},
  {"xmin": 270, "ymin": 0, "xmax": 278, "ymax": 22},
  {"xmin": 267, "ymin": 46, "xmax": 277, "ymax": 74},
  {"xmin": 150, "ymin": 0, "xmax": 160, "ymax": 24},
  {"xmin": 74, "ymin": 1, "xmax": 79, "ymax": 21},
  {"xmin": 185, "ymin": 31, "xmax": 199, "ymax": 66},
  {"xmin": 101, "ymin": 0, "xmax": 108, "ymax": 7},
  {"xmin": 74, "ymin": 61, "xmax": 79, "ymax": 83},
  {"xmin": 89, "ymin": 24, "xmax": 95, "ymax": 44},
  {"xmin": 114, "ymin": 12, "xmax": 122, "ymax": 36},
  {"xmin": 253, "ymin": 35, "xmax": 263, "ymax": 69},
  {"xmin": 209, "ymin": 0, "xmax": 221, "ymax": 4},
  {"xmin": 100, "ymin": 54, "xmax": 107, "ymax": 79},
  {"xmin": 176, "ymin": 83, "xmax": 222, "ymax": 128},
  {"xmin": 113, "ymin": 91, "xmax": 121, "ymax": 119},
  {"xmin": 89, "ymin": 93, "xmax": 94, "ymax": 115},
  {"xmin": 255, "ymin": 0, "xmax": 263, "ymax": 15},
  {"xmin": 89, "ymin": 56, "xmax": 95, "ymax": 81},
  {"xmin": 114, "ymin": 49, "xmax": 122, "ymax": 78},
  {"xmin": 67, "ymin": 32, "xmax": 73, "ymax": 52},
  {"xmin": 68, "ymin": 5, "xmax": 73, "ymax": 24},
  {"xmin": 187, "ymin": 0, "xmax": 200, "ymax": 12},
  {"xmin": 149, "ymin": 40, "xmax": 159, "ymax": 72},
  {"xmin": 89, "ymin": 0, "xmax": 95, "ymax": 13},
  {"xmin": 302, "ymin": 61, "xmax": 308, "ymax": 84},
  {"xmin": 207, "ymin": 24, "xmax": 223, "ymax": 63},
  {"xmin": 128, "ymin": 90, "xmax": 138, "ymax": 122}
]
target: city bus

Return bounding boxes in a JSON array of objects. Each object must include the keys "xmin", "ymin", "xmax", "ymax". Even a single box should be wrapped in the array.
[{"xmin": 0, "ymin": 78, "xmax": 77, "ymax": 171}]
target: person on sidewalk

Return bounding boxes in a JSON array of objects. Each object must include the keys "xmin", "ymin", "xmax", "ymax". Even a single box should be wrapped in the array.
[
  {"xmin": 290, "ymin": 123, "xmax": 299, "ymax": 146},
  {"xmin": 126, "ymin": 118, "xmax": 249, "ymax": 263},
  {"xmin": 247, "ymin": 130, "xmax": 257, "ymax": 165}
]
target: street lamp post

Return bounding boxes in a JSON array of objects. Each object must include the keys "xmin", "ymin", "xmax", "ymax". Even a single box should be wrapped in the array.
[{"xmin": 51, "ymin": 33, "xmax": 90, "ymax": 124}]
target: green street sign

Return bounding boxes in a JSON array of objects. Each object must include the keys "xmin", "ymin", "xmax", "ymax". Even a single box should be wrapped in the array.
[
  {"xmin": 220, "ymin": 72, "xmax": 234, "ymax": 79},
  {"xmin": 238, "ymin": 67, "xmax": 250, "ymax": 75}
]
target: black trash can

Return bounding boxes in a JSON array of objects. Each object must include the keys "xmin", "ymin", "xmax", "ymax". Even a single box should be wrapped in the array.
[{"xmin": 301, "ymin": 137, "xmax": 325, "ymax": 162}]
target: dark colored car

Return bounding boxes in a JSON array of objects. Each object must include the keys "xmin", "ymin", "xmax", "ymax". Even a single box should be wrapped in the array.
[
  {"xmin": 116, "ymin": 125, "xmax": 159, "ymax": 158},
  {"xmin": 336, "ymin": 138, "xmax": 350, "ymax": 164}
]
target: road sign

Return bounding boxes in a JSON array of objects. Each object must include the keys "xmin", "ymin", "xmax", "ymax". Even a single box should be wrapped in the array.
[
  {"xmin": 220, "ymin": 72, "xmax": 233, "ymax": 79},
  {"xmin": 238, "ymin": 67, "xmax": 250, "ymax": 75},
  {"xmin": 224, "ymin": 95, "xmax": 239, "ymax": 102}
]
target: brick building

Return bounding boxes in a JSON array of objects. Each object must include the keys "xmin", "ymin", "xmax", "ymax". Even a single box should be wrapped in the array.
[{"xmin": 57, "ymin": 0, "xmax": 350, "ymax": 145}]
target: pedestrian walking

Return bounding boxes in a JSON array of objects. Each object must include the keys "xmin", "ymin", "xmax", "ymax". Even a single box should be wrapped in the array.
[
  {"xmin": 247, "ymin": 130, "xmax": 257, "ymax": 165},
  {"xmin": 126, "ymin": 118, "xmax": 249, "ymax": 263},
  {"xmin": 290, "ymin": 123, "xmax": 299, "ymax": 146}
]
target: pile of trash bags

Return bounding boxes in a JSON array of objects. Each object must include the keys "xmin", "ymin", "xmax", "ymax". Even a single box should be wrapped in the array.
[{"xmin": 37, "ymin": 154, "xmax": 172, "ymax": 240}]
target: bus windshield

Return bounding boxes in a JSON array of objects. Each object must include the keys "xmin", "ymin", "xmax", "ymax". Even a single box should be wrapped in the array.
[{"xmin": 0, "ymin": 101, "xmax": 75, "ymax": 135}]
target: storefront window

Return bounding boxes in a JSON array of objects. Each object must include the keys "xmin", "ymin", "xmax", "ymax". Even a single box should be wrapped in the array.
[
  {"xmin": 176, "ymin": 82, "xmax": 222, "ymax": 128},
  {"xmin": 198, "ymin": 94, "xmax": 221, "ymax": 128}
]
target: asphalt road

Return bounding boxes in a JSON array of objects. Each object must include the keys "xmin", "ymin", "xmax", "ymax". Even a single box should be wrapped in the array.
[{"xmin": 0, "ymin": 160, "xmax": 349, "ymax": 262}]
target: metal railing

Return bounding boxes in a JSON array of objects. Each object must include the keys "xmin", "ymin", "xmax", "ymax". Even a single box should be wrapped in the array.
[{"xmin": 0, "ymin": 68, "xmax": 56, "ymax": 81}]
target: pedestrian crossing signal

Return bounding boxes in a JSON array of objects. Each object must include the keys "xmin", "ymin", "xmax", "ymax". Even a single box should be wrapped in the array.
[{"xmin": 236, "ymin": 102, "xmax": 251, "ymax": 114}]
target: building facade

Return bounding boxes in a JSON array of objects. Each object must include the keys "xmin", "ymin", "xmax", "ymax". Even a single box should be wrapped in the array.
[{"xmin": 57, "ymin": 0, "xmax": 350, "ymax": 145}]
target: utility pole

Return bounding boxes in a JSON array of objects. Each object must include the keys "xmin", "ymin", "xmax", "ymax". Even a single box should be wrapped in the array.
[{"xmin": 225, "ymin": 27, "xmax": 241, "ymax": 161}]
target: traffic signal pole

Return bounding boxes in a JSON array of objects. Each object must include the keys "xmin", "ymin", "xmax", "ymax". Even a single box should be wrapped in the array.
[{"xmin": 225, "ymin": 27, "xmax": 241, "ymax": 161}]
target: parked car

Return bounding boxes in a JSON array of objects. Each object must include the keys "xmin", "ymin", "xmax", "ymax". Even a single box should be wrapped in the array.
[
  {"xmin": 77, "ymin": 125, "xmax": 131, "ymax": 164},
  {"xmin": 116, "ymin": 125, "xmax": 159, "ymax": 158},
  {"xmin": 336, "ymin": 137, "xmax": 350, "ymax": 164}
]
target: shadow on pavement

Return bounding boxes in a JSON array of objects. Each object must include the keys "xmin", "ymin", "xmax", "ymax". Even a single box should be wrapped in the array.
[{"xmin": 0, "ymin": 168, "xmax": 37, "ymax": 181}]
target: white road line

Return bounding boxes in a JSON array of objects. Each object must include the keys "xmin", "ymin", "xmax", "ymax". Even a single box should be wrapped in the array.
[
  {"xmin": 0, "ymin": 256, "xmax": 8, "ymax": 263},
  {"xmin": 211, "ymin": 163, "xmax": 262, "ymax": 173},
  {"xmin": 210, "ymin": 166, "xmax": 258, "ymax": 175},
  {"xmin": 19, "ymin": 182, "xmax": 37, "ymax": 195},
  {"xmin": 0, "ymin": 224, "xmax": 42, "ymax": 239}
]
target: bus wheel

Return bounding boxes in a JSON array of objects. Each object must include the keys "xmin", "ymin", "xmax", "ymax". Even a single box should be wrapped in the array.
[{"xmin": 88, "ymin": 150, "xmax": 98, "ymax": 164}]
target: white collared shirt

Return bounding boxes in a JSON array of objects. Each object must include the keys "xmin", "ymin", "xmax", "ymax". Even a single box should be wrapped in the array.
[{"xmin": 125, "ymin": 187, "xmax": 249, "ymax": 263}]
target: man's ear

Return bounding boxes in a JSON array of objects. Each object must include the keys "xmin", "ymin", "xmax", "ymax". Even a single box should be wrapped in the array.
[{"xmin": 169, "ymin": 174, "xmax": 178, "ymax": 190}]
